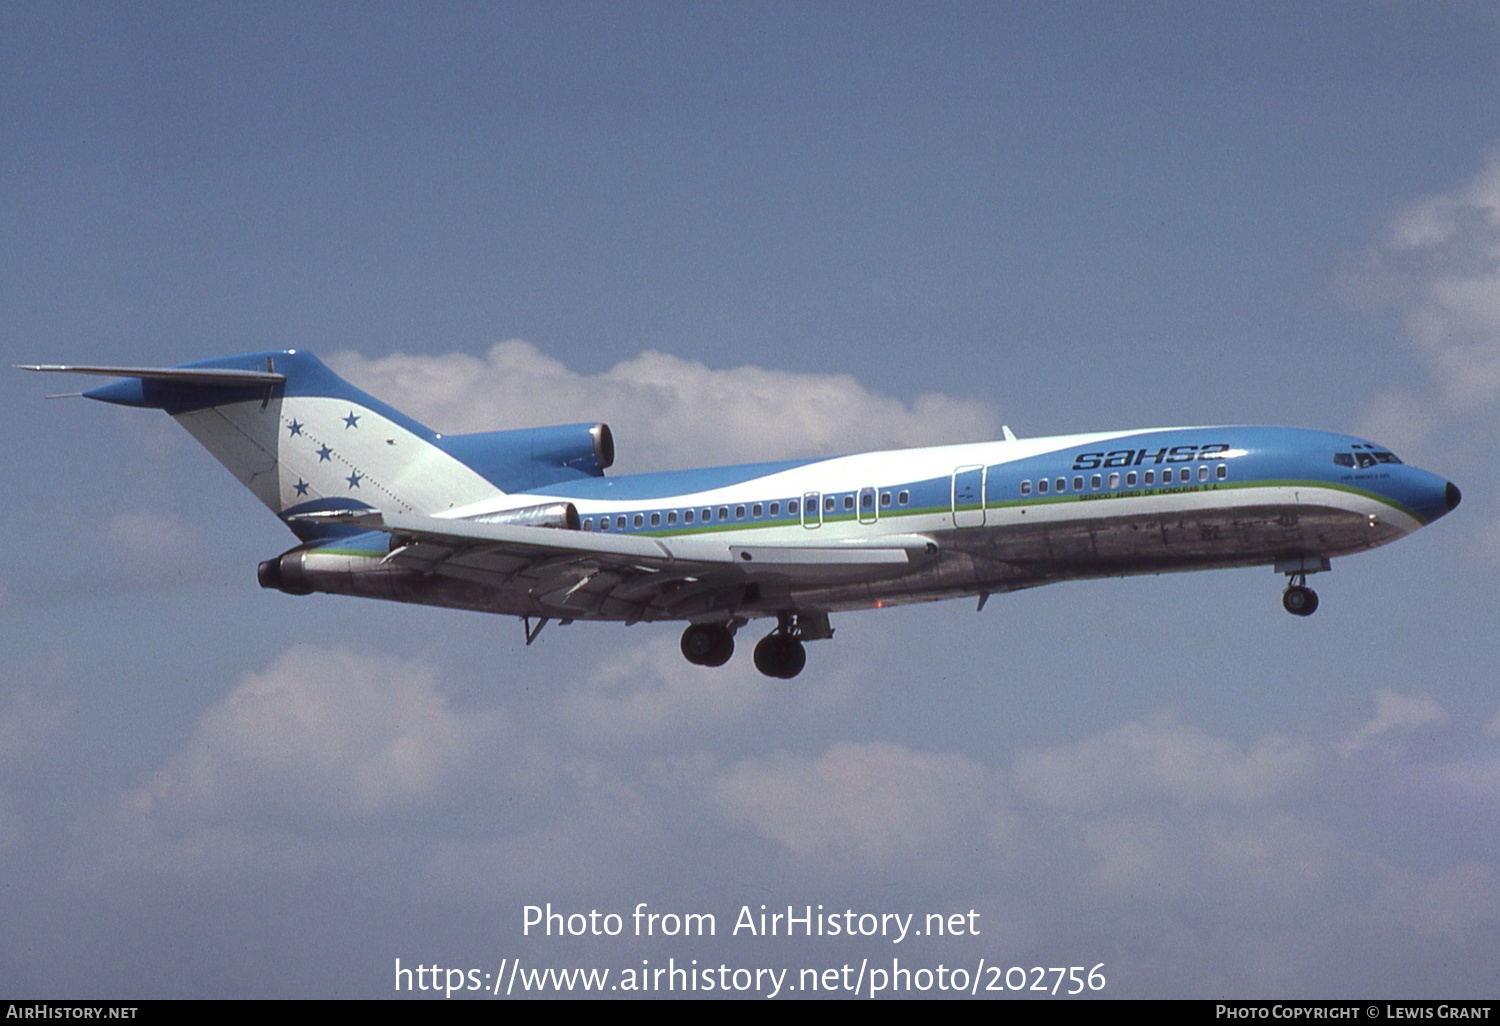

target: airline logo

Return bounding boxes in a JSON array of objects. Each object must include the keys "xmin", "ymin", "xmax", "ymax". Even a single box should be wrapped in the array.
[{"xmin": 1071, "ymin": 444, "xmax": 1230, "ymax": 471}]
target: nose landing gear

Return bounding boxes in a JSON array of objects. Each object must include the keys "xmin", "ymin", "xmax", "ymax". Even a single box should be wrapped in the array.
[
  {"xmin": 1282, "ymin": 580, "xmax": 1319, "ymax": 616},
  {"xmin": 1275, "ymin": 558, "xmax": 1329, "ymax": 618}
]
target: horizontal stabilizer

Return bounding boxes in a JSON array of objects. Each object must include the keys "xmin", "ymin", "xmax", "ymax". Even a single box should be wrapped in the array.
[{"xmin": 16, "ymin": 364, "xmax": 285, "ymax": 385}]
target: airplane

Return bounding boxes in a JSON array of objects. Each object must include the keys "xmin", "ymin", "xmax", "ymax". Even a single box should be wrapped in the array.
[{"xmin": 22, "ymin": 349, "xmax": 1461, "ymax": 679}]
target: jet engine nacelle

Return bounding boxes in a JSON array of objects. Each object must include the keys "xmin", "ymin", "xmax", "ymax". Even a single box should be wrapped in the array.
[
  {"xmin": 436, "ymin": 423, "xmax": 614, "ymax": 491},
  {"xmin": 258, "ymin": 501, "xmax": 583, "ymax": 595},
  {"xmin": 257, "ymin": 550, "xmax": 314, "ymax": 595}
]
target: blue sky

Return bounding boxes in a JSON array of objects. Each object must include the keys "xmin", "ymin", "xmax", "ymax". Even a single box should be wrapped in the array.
[{"xmin": 4, "ymin": 2, "xmax": 1500, "ymax": 998}]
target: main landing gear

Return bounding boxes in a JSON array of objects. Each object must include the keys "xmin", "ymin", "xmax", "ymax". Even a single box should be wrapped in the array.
[
  {"xmin": 680, "ymin": 622, "xmax": 735, "ymax": 667},
  {"xmin": 680, "ymin": 612, "xmax": 832, "ymax": 679},
  {"xmin": 754, "ymin": 630, "xmax": 806, "ymax": 680}
]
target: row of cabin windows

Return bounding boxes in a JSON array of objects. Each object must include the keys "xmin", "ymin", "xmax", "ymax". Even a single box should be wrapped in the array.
[
  {"xmin": 1019, "ymin": 462, "xmax": 1227, "ymax": 497},
  {"xmin": 579, "ymin": 489, "xmax": 913, "ymax": 533}
]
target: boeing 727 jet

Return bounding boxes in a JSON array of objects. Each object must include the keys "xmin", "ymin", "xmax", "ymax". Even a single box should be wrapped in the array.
[{"xmin": 23, "ymin": 350, "xmax": 1461, "ymax": 678}]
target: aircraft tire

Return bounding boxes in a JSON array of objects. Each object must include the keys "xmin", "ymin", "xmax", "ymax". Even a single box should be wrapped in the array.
[
  {"xmin": 1282, "ymin": 585, "xmax": 1318, "ymax": 617},
  {"xmin": 754, "ymin": 634, "xmax": 807, "ymax": 679},
  {"xmin": 682, "ymin": 623, "xmax": 734, "ymax": 667}
]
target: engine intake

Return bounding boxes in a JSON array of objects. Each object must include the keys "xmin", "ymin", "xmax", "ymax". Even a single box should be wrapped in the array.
[{"xmin": 257, "ymin": 551, "xmax": 313, "ymax": 595}]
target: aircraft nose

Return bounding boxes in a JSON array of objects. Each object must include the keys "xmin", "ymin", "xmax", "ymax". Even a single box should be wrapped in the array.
[{"xmin": 1414, "ymin": 474, "xmax": 1461, "ymax": 524}]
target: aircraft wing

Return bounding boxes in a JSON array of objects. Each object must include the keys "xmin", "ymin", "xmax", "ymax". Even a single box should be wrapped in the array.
[{"xmin": 332, "ymin": 511, "xmax": 938, "ymax": 622}]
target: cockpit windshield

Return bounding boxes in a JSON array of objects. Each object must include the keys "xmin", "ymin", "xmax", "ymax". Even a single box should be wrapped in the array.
[{"xmin": 1333, "ymin": 450, "xmax": 1402, "ymax": 469}]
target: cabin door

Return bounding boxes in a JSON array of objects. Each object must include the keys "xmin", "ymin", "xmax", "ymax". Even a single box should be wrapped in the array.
[{"xmin": 951, "ymin": 465, "xmax": 986, "ymax": 528}]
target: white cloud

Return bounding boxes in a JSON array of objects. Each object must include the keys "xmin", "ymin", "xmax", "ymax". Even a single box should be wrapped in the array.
[
  {"xmin": 1338, "ymin": 690, "xmax": 1447, "ymax": 757},
  {"xmin": 715, "ymin": 741, "xmax": 1005, "ymax": 869},
  {"xmin": 1351, "ymin": 149, "xmax": 1500, "ymax": 421},
  {"xmin": 104, "ymin": 511, "xmax": 201, "ymax": 570},
  {"xmin": 558, "ymin": 637, "xmax": 774, "ymax": 743},
  {"xmin": 127, "ymin": 646, "xmax": 502, "ymax": 824},
  {"xmin": 330, "ymin": 342, "xmax": 998, "ymax": 472},
  {"xmin": 1068, "ymin": 810, "xmax": 1333, "ymax": 907},
  {"xmin": 1013, "ymin": 714, "xmax": 1315, "ymax": 811},
  {"xmin": 1006, "ymin": 716, "xmax": 1333, "ymax": 908}
]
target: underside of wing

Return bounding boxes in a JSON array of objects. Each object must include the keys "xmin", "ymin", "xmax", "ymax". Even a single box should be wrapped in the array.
[{"xmin": 302, "ymin": 511, "xmax": 940, "ymax": 623}]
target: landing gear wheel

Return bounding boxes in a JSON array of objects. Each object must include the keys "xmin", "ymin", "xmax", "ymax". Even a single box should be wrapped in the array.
[
  {"xmin": 753, "ymin": 633, "xmax": 807, "ymax": 679},
  {"xmin": 681, "ymin": 623, "xmax": 734, "ymax": 666},
  {"xmin": 1282, "ymin": 585, "xmax": 1318, "ymax": 617}
]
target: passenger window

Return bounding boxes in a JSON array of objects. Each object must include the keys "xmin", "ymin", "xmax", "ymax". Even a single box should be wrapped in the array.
[
  {"xmin": 735, "ymin": 505, "xmax": 746, "ymax": 519},
  {"xmin": 1108, "ymin": 473, "xmax": 1119, "ymax": 488},
  {"xmin": 650, "ymin": 512, "xmax": 661, "ymax": 527},
  {"xmin": 719, "ymin": 507, "xmax": 729, "ymax": 520},
  {"xmin": 1056, "ymin": 478, "xmax": 1066, "ymax": 492},
  {"xmin": 898, "ymin": 490, "xmax": 909, "ymax": 505},
  {"xmin": 825, "ymin": 497, "xmax": 835, "ymax": 512},
  {"xmin": 880, "ymin": 493, "xmax": 891, "ymax": 507},
  {"xmin": 1091, "ymin": 474, "xmax": 1101, "ymax": 489},
  {"xmin": 702, "ymin": 508, "xmax": 712, "ymax": 522},
  {"xmin": 583, "ymin": 518, "xmax": 593, "ymax": 531},
  {"xmin": 769, "ymin": 502, "xmax": 779, "ymax": 516},
  {"xmin": 861, "ymin": 493, "xmax": 873, "ymax": 508},
  {"xmin": 1021, "ymin": 480, "xmax": 1032, "ymax": 496},
  {"xmin": 634, "ymin": 514, "xmax": 644, "ymax": 528},
  {"xmin": 599, "ymin": 517, "xmax": 609, "ymax": 531},
  {"xmin": 1197, "ymin": 465, "xmax": 1209, "ymax": 482},
  {"xmin": 1126, "ymin": 472, "xmax": 1137, "ymax": 487},
  {"xmin": 1038, "ymin": 478, "xmax": 1048, "ymax": 494},
  {"xmin": 753, "ymin": 503, "xmax": 762, "ymax": 517},
  {"xmin": 685, "ymin": 509, "xmax": 694, "ymax": 524},
  {"xmin": 1144, "ymin": 470, "xmax": 1154, "ymax": 485},
  {"xmin": 843, "ymin": 495, "xmax": 854, "ymax": 510},
  {"xmin": 667, "ymin": 511, "xmax": 677, "ymax": 525},
  {"xmin": 1073, "ymin": 476, "xmax": 1083, "ymax": 491},
  {"xmin": 1216, "ymin": 464, "xmax": 1227, "ymax": 480},
  {"xmin": 789, "ymin": 500, "xmax": 798, "ymax": 515},
  {"xmin": 616, "ymin": 516, "xmax": 626, "ymax": 529}
]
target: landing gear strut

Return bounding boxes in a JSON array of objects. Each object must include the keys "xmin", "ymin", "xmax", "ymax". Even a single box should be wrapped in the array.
[
  {"xmin": 1281, "ymin": 574, "xmax": 1319, "ymax": 617},
  {"xmin": 680, "ymin": 622, "xmax": 735, "ymax": 666}
]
